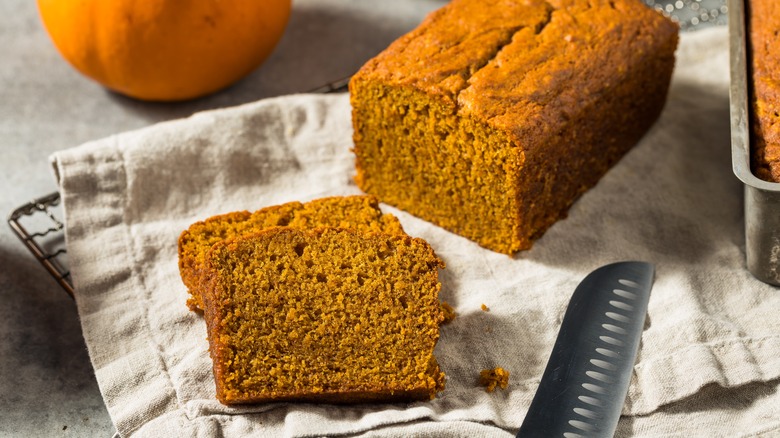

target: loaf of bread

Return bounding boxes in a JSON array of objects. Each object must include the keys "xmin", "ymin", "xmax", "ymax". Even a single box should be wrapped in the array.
[
  {"xmin": 350, "ymin": 0, "xmax": 678, "ymax": 254},
  {"xmin": 178, "ymin": 195, "xmax": 405, "ymax": 311},
  {"xmin": 201, "ymin": 226, "xmax": 446, "ymax": 404},
  {"xmin": 748, "ymin": 0, "xmax": 780, "ymax": 182}
]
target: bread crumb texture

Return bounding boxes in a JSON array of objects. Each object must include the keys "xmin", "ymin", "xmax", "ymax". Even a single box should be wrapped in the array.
[
  {"xmin": 350, "ymin": 0, "xmax": 679, "ymax": 254},
  {"xmin": 441, "ymin": 301, "xmax": 457, "ymax": 324},
  {"xmin": 479, "ymin": 367, "xmax": 510, "ymax": 392},
  {"xmin": 178, "ymin": 195, "xmax": 405, "ymax": 311},
  {"xmin": 202, "ymin": 226, "xmax": 447, "ymax": 404}
]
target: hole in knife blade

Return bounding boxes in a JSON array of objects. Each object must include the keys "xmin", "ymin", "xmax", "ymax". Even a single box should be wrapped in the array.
[
  {"xmin": 599, "ymin": 335, "xmax": 625, "ymax": 346},
  {"xmin": 609, "ymin": 300, "xmax": 634, "ymax": 311},
  {"xmin": 563, "ymin": 433, "xmax": 584, "ymax": 438},
  {"xmin": 590, "ymin": 359, "xmax": 617, "ymax": 370},
  {"xmin": 569, "ymin": 419, "xmax": 596, "ymax": 432},
  {"xmin": 586, "ymin": 370, "xmax": 615, "ymax": 383},
  {"xmin": 606, "ymin": 311, "xmax": 630, "ymax": 323},
  {"xmin": 613, "ymin": 289, "xmax": 637, "ymax": 299},
  {"xmin": 603, "ymin": 323, "xmax": 628, "ymax": 335},
  {"xmin": 573, "ymin": 407, "xmax": 600, "ymax": 420},
  {"xmin": 578, "ymin": 395, "xmax": 604, "ymax": 406},
  {"xmin": 596, "ymin": 347, "xmax": 619, "ymax": 358},
  {"xmin": 582, "ymin": 382, "xmax": 607, "ymax": 394},
  {"xmin": 619, "ymin": 278, "xmax": 641, "ymax": 288}
]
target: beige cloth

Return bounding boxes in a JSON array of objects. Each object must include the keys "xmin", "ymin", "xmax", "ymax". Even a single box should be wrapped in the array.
[{"xmin": 51, "ymin": 27, "xmax": 780, "ymax": 437}]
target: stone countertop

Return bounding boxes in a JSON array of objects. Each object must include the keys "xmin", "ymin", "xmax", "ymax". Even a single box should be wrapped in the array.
[{"xmin": 0, "ymin": 1, "xmax": 443, "ymax": 435}]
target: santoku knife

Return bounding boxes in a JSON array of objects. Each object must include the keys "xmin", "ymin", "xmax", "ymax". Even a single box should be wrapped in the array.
[{"xmin": 517, "ymin": 261, "xmax": 655, "ymax": 438}]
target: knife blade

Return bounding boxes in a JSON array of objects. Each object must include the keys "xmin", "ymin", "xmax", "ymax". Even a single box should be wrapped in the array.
[{"xmin": 517, "ymin": 261, "xmax": 655, "ymax": 438}]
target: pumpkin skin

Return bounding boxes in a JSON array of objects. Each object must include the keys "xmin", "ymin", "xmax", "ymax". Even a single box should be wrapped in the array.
[{"xmin": 37, "ymin": 0, "xmax": 292, "ymax": 102}]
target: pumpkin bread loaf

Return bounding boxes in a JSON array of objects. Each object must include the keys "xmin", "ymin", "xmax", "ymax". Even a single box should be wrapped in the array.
[
  {"xmin": 748, "ymin": 0, "xmax": 780, "ymax": 182},
  {"xmin": 178, "ymin": 195, "xmax": 405, "ymax": 311},
  {"xmin": 350, "ymin": 0, "xmax": 679, "ymax": 254},
  {"xmin": 202, "ymin": 227, "xmax": 446, "ymax": 404}
]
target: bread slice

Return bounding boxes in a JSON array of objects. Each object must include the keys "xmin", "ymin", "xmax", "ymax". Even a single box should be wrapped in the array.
[
  {"xmin": 202, "ymin": 226, "xmax": 446, "ymax": 404},
  {"xmin": 178, "ymin": 195, "xmax": 405, "ymax": 311}
]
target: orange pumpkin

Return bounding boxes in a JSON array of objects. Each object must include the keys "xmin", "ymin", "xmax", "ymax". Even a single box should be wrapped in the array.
[{"xmin": 37, "ymin": 0, "xmax": 292, "ymax": 102}]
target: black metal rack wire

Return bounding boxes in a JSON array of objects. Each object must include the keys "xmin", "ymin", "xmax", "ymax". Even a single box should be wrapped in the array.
[
  {"xmin": 8, "ymin": 192, "xmax": 74, "ymax": 297},
  {"xmin": 646, "ymin": 0, "xmax": 728, "ymax": 30}
]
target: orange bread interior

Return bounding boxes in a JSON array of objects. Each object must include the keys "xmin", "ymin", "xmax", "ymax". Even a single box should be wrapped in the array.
[{"xmin": 202, "ymin": 227, "xmax": 446, "ymax": 404}]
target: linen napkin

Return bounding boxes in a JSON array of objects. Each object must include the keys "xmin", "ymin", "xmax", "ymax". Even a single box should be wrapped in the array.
[{"xmin": 52, "ymin": 27, "xmax": 780, "ymax": 437}]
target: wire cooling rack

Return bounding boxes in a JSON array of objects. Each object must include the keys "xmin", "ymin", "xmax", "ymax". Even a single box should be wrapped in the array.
[
  {"xmin": 8, "ymin": 192, "xmax": 74, "ymax": 297},
  {"xmin": 645, "ymin": 0, "xmax": 728, "ymax": 30},
  {"xmin": 6, "ymin": 1, "xmax": 728, "ymax": 298}
]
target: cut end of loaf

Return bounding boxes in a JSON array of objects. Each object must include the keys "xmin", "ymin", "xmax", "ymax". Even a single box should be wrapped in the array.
[{"xmin": 350, "ymin": 0, "xmax": 679, "ymax": 254}]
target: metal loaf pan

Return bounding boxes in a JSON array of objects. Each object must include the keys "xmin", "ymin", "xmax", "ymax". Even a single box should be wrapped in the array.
[{"xmin": 728, "ymin": 0, "xmax": 780, "ymax": 286}]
